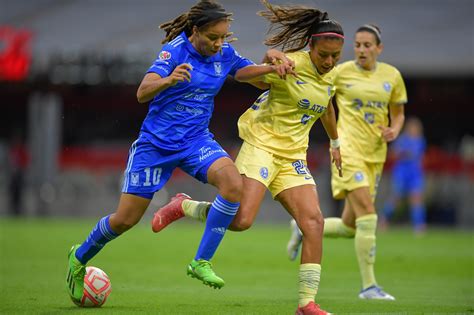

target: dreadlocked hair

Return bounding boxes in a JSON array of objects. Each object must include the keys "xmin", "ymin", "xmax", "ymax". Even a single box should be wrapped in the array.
[
  {"xmin": 160, "ymin": 0, "xmax": 233, "ymax": 44},
  {"xmin": 259, "ymin": 0, "xmax": 342, "ymax": 52}
]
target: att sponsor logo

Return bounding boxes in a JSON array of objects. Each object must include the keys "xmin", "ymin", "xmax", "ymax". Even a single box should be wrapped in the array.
[{"xmin": 297, "ymin": 99, "xmax": 326, "ymax": 113}]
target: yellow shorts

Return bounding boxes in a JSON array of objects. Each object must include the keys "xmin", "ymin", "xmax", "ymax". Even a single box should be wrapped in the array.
[
  {"xmin": 331, "ymin": 157, "xmax": 384, "ymax": 203},
  {"xmin": 235, "ymin": 141, "xmax": 315, "ymax": 198}
]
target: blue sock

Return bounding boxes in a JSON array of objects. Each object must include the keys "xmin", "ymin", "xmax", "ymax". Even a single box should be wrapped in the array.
[
  {"xmin": 411, "ymin": 204, "xmax": 426, "ymax": 230},
  {"xmin": 195, "ymin": 195, "xmax": 239, "ymax": 261},
  {"xmin": 75, "ymin": 215, "xmax": 119, "ymax": 264}
]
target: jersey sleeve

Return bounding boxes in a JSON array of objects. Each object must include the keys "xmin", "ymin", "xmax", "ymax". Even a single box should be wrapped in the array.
[
  {"xmin": 227, "ymin": 44, "xmax": 255, "ymax": 77},
  {"xmin": 390, "ymin": 69, "xmax": 408, "ymax": 105},
  {"xmin": 146, "ymin": 45, "xmax": 178, "ymax": 78},
  {"xmin": 262, "ymin": 71, "xmax": 280, "ymax": 84}
]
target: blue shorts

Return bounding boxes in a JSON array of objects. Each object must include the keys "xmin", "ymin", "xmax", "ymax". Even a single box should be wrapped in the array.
[
  {"xmin": 392, "ymin": 166, "xmax": 424, "ymax": 195},
  {"xmin": 122, "ymin": 135, "xmax": 230, "ymax": 199}
]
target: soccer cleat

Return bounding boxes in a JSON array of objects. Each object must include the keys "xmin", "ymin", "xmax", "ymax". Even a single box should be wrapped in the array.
[
  {"xmin": 295, "ymin": 301, "xmax": 332, "ymax": 315},
  {"xmin": 187, "ymin": 259, "xmax": 225, "ymax": 289},
  {"xmin": 358, "ymin": 285, "xmax": 395, "ymax": 300},
  {"xmin": 152, "ymin": 193, "xmax": 191, "ymax": 233},
  {"xmin": 287, "ymin": 219, "xmax": 303, "ymax": 261},
  {"xmin": 66, "ymin": 244, "xmax": 86, "ymax": 303}
]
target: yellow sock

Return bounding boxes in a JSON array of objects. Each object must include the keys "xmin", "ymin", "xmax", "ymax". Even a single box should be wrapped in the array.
[
  {"xmin": 324, "ymin": 218, "xmax": 355, "ymax": 238},
  {"xmin": 182, "ymin": 200, "xmax": 210, "ymax": 222},
  {"xmin": 298, "ymin": 263, "xmax": 321, "ymax": 307},
  {"xmin": 355, "ymin": 214, "xmax": 378, "ymax": 289}
]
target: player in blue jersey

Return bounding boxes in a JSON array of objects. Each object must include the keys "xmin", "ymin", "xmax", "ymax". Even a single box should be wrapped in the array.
[
  {"xmin": 381, "ymin": 116, "xmax": 426, "ymax": 233},
  {"xmin": 65, "ymin": 0, "xmax": 294, "ymax": 303}
]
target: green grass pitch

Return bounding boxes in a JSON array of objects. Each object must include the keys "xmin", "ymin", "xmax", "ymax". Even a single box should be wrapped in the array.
[{"xmin": 0, "ymin": 218, "xmax": 472, "ymax": 314}]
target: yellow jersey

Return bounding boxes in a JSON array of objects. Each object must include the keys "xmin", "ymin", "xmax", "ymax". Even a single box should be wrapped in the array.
[
  {"xmin": 334, "ymin": 61, "xmax": 407, "ymax": 163},
  {"xmin": 238, "ymin": 51, "xmax": 337, "ymax": 160}
]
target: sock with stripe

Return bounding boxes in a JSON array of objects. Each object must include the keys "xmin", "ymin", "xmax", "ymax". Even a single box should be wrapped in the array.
[
  {"xmin": 355, "ymin": 213, "xmax": 378, "ymax": 289},
  {"xmin": 298, "ymin": 263, "xmax": 321, "ymax": 307},
  {"xmin": 194, "ymin": 195, "xmax": 239, "ymax": 261},
  {"xmin": 75, "ymin": 214, "xmax": 119, "ymax": 264}
]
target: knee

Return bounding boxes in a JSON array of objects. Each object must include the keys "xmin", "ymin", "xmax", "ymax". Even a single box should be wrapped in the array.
[
  {"xmin": 299, "ymin": 210, "xmax": 324, "ymax": 236},
  {"xmin": 308, "ymin": 209, "xmax": 324, "ymax": 227},
  {"xmin": 219, "ymin": 176, "xmax": 243, "ymax": 202},
  {"xmin": 109, "ymin": 213, "xmax": 139, "ymax": 234},
  {"xmin": 410, "ymin": 194, "xmax": 423, "ymax": 206},
  {"xmin": 230, "ymin": 216, "xmax": 252, "ymax": 231}
]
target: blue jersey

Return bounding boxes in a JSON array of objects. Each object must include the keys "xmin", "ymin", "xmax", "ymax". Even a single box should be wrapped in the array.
[
  {"xmin": 392, "ymin": 134, "xmax": 426, "ymax": 171},
  {"xmin": 141, "ymin": 32, "xmax": 254, "ymax": 151},
  {"xmin": 391, "ymin": 134, "xmax": 426, "ymax": 194}
]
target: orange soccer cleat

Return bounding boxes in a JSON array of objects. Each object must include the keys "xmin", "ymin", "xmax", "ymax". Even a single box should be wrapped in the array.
[
  {"xmin": 295, "ymin": 302, "xmax": 332, "ymax": 315},
  {"xmin": 151, "ymin": 193, "xmax": 191, "ymax": 232}
]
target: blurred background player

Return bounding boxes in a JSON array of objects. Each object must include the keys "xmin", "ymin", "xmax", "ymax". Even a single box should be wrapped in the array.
[
  {"xmin": 152, "ymin": 1, "xmax": 344, "ymax": 313},
  {"xmin": 381, "ymin": 116, "xmax": 427, "ymax": 234},
  {"xmin": 287, "ymin": 24, "xmax": 407, "ymax": 301},
  {"xmin": 65, "ymin": 0, "xmax": 290, "ymax": 303}
]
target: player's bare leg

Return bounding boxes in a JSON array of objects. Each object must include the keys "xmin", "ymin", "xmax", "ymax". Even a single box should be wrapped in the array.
[
  {"xmin": 227, "ymin": 175, "xmax": 266, "ymax": 231},
  {"xmin": 278, "ymin": 185, "xmax": 331, "ymax": 314}
]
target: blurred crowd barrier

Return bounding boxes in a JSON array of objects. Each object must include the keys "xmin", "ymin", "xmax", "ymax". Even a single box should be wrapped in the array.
[{"xmin": 0, "ymin": 142, "xmax": 473, "ymax": 228}]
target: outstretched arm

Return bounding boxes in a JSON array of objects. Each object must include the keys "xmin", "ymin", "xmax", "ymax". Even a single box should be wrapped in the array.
[
  {"xmin": 320, "ymin": 100, "xmax": 343, "ymax": 177},
  {"xmin": 262, "ymin": 49, "xmax": 294, "ymax": 66},
  {"xmin": 234, "ymin": 49, "xmax": 296, "ymax": 83},
  {"xmin": 234, "ymin": 63, "xmax": 277, "ymax": 83}
]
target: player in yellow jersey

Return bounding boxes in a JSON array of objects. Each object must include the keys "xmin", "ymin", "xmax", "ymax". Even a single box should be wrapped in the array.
[
  {"xmin": 287, "ymin": 24, "xmax": 407, "ymax": 301},
  {"xmin": 152, "ymin": 1, "xmax": 343, "ymax": 314}
]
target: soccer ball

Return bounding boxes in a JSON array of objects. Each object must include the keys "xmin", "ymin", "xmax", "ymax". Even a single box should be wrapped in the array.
[{"xmin": 74, "ymin": 266, "xmax": 112, "ymax": 307}]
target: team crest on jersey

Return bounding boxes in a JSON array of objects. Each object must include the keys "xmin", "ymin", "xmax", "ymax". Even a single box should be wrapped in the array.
[
  {"xmin": 297, "ymin": 99, "xmax": 311, "ymax": 109},
  {"xmin": 383, "ymin": 82, "xmax": 391, "ymax": 92},
  {"xmin": 214, "ymin": 62, "xmax": 222, "ymax": 76},
  {"xmin": 260, "ymin": 167, "xmax": 269, "ymax": 179},
  {"xmin": 159, "ymin": 51, "xmax": 171, "ymax": 60},
  {"xmin": 130, "ymin": 173, "xmax": 140, "ymax": 186},
  {"xmin": 354, "ymin": 171, "xmax": 364, "ymax": 182}
]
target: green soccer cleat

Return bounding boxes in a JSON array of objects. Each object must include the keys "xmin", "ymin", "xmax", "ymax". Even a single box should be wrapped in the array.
[
  {"xmin": 66, "ymin": 244, "xmax": 86, "ymax": 303},
  {"xmin": 187, "ymin": 259, "xmax": 225, "ymax": 289}
]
